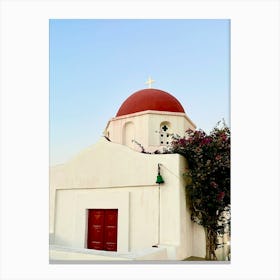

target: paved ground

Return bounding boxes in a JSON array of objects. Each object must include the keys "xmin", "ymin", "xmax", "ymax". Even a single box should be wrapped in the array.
[
  {"xmin": 183, "ymin": 256, "xmax": 206, "ymax": 261},
  {"xmin": 183, "ymin": 256, "xmax": 230, "ymax": 262}
]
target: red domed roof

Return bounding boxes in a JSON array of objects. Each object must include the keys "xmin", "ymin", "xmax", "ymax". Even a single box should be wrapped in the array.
[{"xmin": 116, "ymin": 88, "xmax": 185, "ymax": 117}]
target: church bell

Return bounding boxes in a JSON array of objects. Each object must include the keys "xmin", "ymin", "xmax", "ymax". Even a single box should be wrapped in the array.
[{"xmin": 156, "ymin": 164, "xmax": 164, "ymax": 185}]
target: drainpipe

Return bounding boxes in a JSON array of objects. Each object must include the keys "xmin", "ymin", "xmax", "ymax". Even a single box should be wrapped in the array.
[{"xmin": 158, "ymin": 185, "xmax": 160, "ymax": 245}]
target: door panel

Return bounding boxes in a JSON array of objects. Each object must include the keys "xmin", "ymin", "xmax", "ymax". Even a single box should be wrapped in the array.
[
  {"xmin": 104, "ymin": 209, "xmax": 118, "ymax": 251},
  {"xmin": 87, "ymin": 209, "xmax": 105, "ymax": 250},
  {"xmin": 87, "ymin": 209, "xmax": 118, "ymax": 251}
]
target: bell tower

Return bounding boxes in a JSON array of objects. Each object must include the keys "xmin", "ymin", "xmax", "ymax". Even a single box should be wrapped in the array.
[{"xmin": 104, "ymin": 86, "xmax": 196, "ymax": 152}]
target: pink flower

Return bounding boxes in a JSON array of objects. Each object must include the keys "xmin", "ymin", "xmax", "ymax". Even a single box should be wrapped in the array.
[
  {"xmin": 220, "ymin": 133, "xmax": 227, "ymax": 141},
  {"xmin": 217, "ymin": 191, "xmax": 225, "ymax": 201},
  {"xmin": 179, "ymin": 138, "xmax": 187, "ymax": 145},
  {"xmin": 210, "ymin": 181, "xmax": 218, "ymax": 188},
  {"xmin": 215, "ymin": 155, "xmax": 222, "ymax": 161},
  {"xmin": 201, "ymin": 137, "xmax": 212, "ymax": 145}
]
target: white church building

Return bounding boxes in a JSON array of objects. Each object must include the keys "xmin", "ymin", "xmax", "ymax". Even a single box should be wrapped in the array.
[{"xmin": 49, "ymin": 84, "xmax": 207, "ymax": 261}]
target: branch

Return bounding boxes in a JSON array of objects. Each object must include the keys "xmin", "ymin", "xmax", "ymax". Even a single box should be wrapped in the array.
[{"xmin": 192, "ymin": 202, "xmax": 207, "ymax": 216}]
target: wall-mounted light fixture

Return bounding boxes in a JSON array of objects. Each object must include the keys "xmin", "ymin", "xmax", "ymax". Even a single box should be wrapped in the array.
[{"xmin": 156, "ymin": 163, "xmax": 164, "ymax": 185}]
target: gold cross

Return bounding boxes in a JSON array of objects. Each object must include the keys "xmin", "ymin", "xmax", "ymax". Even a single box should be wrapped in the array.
[{"xmin": 145, "ymin": 77, "xmax": 155, "ymax": 88}]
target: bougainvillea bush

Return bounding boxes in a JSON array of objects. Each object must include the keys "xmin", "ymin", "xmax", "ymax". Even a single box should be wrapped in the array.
[{"xmin": 168, "ymin": 121, "xmax": 230, "ymax": 260}]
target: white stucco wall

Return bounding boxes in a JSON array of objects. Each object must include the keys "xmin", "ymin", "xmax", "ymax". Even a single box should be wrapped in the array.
[
  {"xmin": 50, "ymin": 137, "xmax": 204, "ymax": 260},
  {"xmin": 104, "ymin": 110, "xmax": 196, "ymax": 153},
  {"xmin": 54, "ymin": 187, "xmax": 159, "ymax": 252},
  {"xmin": 192, "ymin": 223, "xmax": 206, "ymax": 258}
]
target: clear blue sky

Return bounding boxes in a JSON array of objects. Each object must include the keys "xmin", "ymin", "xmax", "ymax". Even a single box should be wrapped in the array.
[{"xmin": 50, "ymin": 19, "xmax": 230, "ymax": 165}]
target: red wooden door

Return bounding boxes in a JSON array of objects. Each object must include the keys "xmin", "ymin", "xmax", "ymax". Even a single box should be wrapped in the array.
[{"xmin": 87, "ymin": 209, "xmax": 118, "ymax": 251}]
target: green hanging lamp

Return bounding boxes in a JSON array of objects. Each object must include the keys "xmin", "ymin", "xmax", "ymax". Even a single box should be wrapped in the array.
[{"xmin": 156, "ymin": 163, "xmax": 164, "ymax": 185}]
